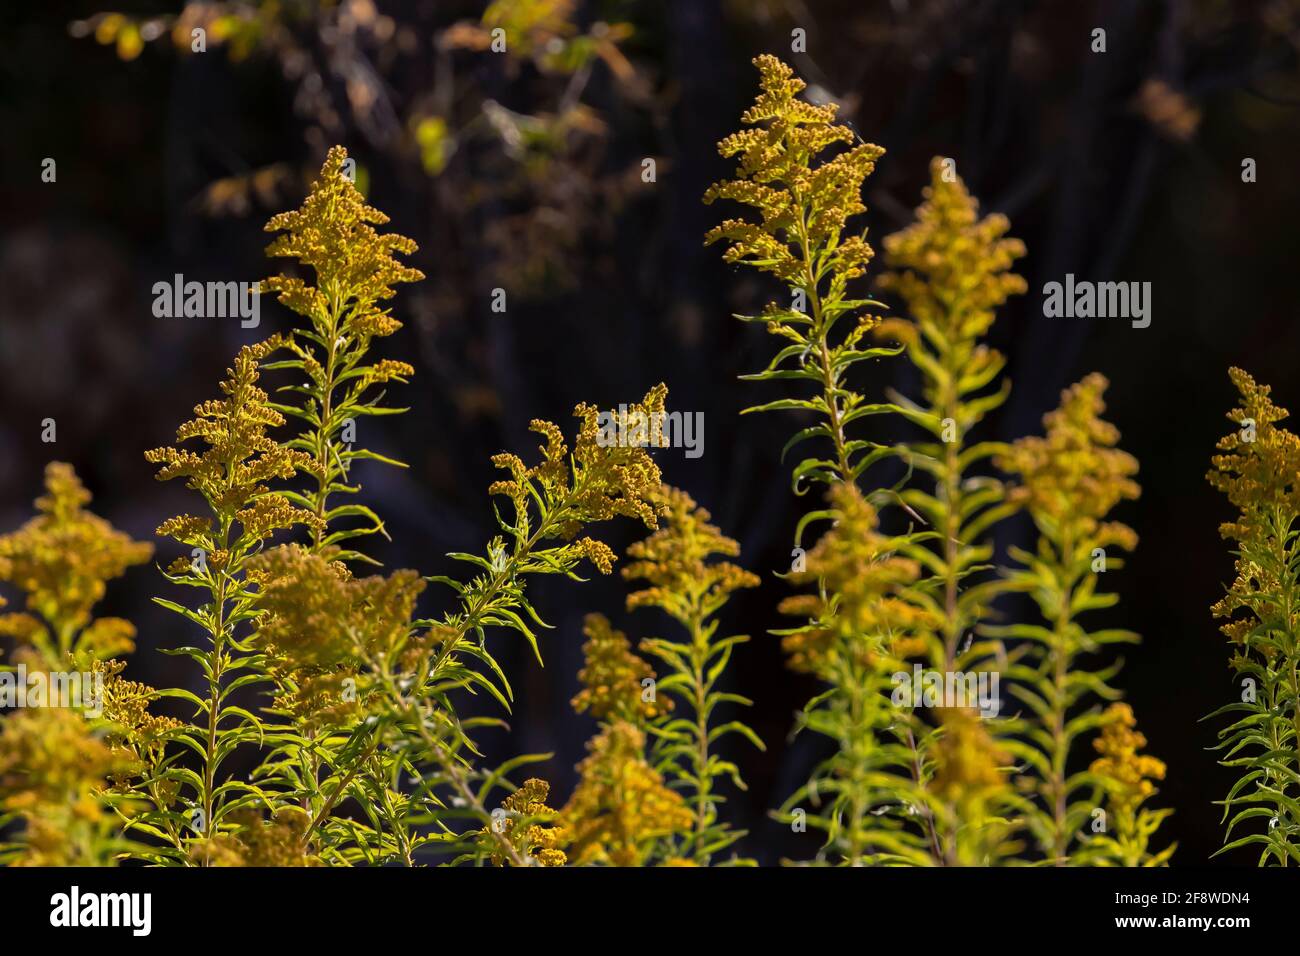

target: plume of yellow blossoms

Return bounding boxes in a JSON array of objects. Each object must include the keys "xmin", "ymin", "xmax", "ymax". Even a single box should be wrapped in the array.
[
  {"xmin": 482, "ymin": 778, "xmax": 567, "ymax": 867},
  {"xmin": 262, "ymin": 145, "xmax": 424, "ymax": 341},
  {"xmin": 562, "ymin": 720, "xmax": 693, "ymax": 866},
  {"xmin": 488, "ymin": 382, "xmax": 669, "ymax": 548},
  {"xmin": 780, "ymin": 483, "xmax": 937, "ymax": 674},
  {"xmin": 146, "ymin": 336, "xmax": 320, "ymax": 553},
  {"xmin": 623, "ymin": 485, "xmax": 760, "ymax": 620},
  {"xmin": 0, "ymin": 707, "xmax": 136, "ymax": 865},
  {"xmin": 1085, "ymin": 703, "xmax": 1174, "ymax": 866},
  {"xmin": 704, "ymin": 54, "xmax": 884, "ymax": 290},
  {"xmin": 572, "ymin": 613, "xmax": 668, "ymax": 724},
  {"xmin": 877, "ymin": 157, "xmax": 1026, "ymax": 351},
  {"xmin": 0, "ymin": 462, "xmax": 152, "ymax": 664},
  {"xmin": 998, "ymin": 373, "xmax": 1139, "ymax": 553},
  {"xmin": 1090, "ymin": 703, "xmax": 1166, "ymax": 816},
  {"xmin": 245, "ymin": 544, "xmax": 426, "ymax": 730},
  {"xmin": 190, "ymin": 807, "xmax": 319, "ymax": 867}
]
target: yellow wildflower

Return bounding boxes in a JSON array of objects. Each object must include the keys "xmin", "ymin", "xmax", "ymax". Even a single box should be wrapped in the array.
[
  {"xmin": 1208, "ymin": 366, "xmax": 1300, "ymax": 539},
  {"xmin": 572, "ymin": 613, "xmax": 668, "ymax": 724},
  {"xmin": 877, "ymin": 157, "xmax": 1026, "ymax": 348},
  {"xmin": 245, "ymin": 544, "xmax": 425, "ymax": 727},
  {"xmin": 190, "ymin": 807, "xmax": 319, "ymax": 867},
  {"xmin": 704, "ymin": 54, "xmax": 885, "ymax": 289},
  {"xmin": 779, "ymin": 483, "xmax": 939, "ymax": 674},
  {"xmin": 931, "ymin": 708, "xmax": 1010, "ymax": 802},
  {"xmin": 623, "ymin": 485, "xmax": 760, "ymax": 619},
  {"xmin": 0, "ymin": 463, "xmax": 152, "ymax": 662},
  {"xmin": 482, "ymin": 778, "xmax": 568, "ymax": 867},
  {"xmin": 489, "ymin": 383, "xmax": 669, "ymax": 548},
  {"xmin": 563, "ymin": 720, "xmax": 693, "ymax": 866},
  {"xmin": 997, "ymin": 373, "xmax": 1140, "ymax": 552},
  {"xmin": 1090, "ymin": 703, "xmax": 1166, "ymax": 816},
  {"xmin": 145, "ymin": 337, "xmax": 317, "ymax": 527},
  {"xmin": 0, "ymin": 707, "xmax": 134, "ymax": 865},
  {"xmin": 262, "ymin": 146, "xmax": 424, "ymax": 332}
]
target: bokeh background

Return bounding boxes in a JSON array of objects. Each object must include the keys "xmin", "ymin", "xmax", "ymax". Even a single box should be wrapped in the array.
[{"xmin": 4, "ymin": 0, "xmax": 1300, "ymax": 865}]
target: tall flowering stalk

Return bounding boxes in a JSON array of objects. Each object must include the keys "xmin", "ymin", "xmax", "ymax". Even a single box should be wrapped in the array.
[
  {"xmin": 561, "ymin": 613, "xmax": 693, "ymax": 866},
  {"xmin": 145, "ymin": 339, "xmax": 321, "ymax": 864},
  {"xmin": 994, "ymin": 374, "xmax": 1171, "ymax": 864},
  {"xmin": 261, "ymin": 145, "xmax": 422, "ymax": 560},
  {"xmin": 622, "ymin": 486, "xmax": 762, "ymax": 863},
  {"xmin": 1086, "ymin": 703, "xmax": 1173, "ymax": 866},
  {"xmin": 705, "ymin": 54, "xmax": 931, "ymax": 866},
  {"xmin": 777, "ymin": 483, "xmax": 941, "ymax": 864},
  {"xmin": 0, "ymin": 465, "xmax": 156, "ymax": 866},
  {"xmin": 249, "ymin": 147, "xmax": 428, "ymax": 864},
  {"xmin": 704, "ymin": 54, "xmax": 897, "ymax": 506},
  {"xmin": 1207, "ymin": 368, "xmax": 1300, "ymax": 864},
  {"xmin": 876, "ymin": 158, "xmax": 1026, "ymax": 675}
]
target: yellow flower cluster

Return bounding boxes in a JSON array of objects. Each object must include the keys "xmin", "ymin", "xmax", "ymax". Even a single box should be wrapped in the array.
[
  {"xmin": 484, "ymin": 778, "xmax": 568, "ymax": 867},
  {"xmin": 1209, "ymin": 367, "xmax": 1300, "ymax": 539},
  {"xmin": 930, "ymin": 708, "xmax": 1011, "ymax": 804},
  {"xmin": 779, "ymin": 483, "xmax": 938, "ymax": 673},
  {"xmin": 263, "ymin": 145, "xmax": 424, "ymax": 334},
  {"xmin": 572, "ymin": 613, "xmax": 669, "ymax": 723},
  {"xmin": 1089, "ymin": 703, "xmax": 1166, "ymax": 816},
  {"xmin": 246, "ymin": 544, "xmax": 425, "ymax": 726},
  {"xmin": 562, "ymin": 720, "xmax": 693, "ymax": 866},
  {"xmin": 0, "ymin": 463, "xmax": 152, "ymax": 661},
  {"xmin": 877, "ymin": 158, "xmax": 1026, "ymax": 348},
  {"xmin": 1207, "ymin": 368, "xmax": 1300, "ymax": 644},
  {"xmin": 622, "ymin": 485, "xmax": 759, "ymax": 619},
  {"xmin": 191, "ymin": 807, "xmax": 319, "ymax": 867},
  {"xmin": 0, "ymin": 707, "xmax": 134, "ymax": 865},
  {"xmin": 95, "ymin": 659, "xmax": 182, "ymax": 783},
  {"xmin": 489, "ymin": 384, "xmax": 668, "ymax": 543},
  {"xmin": 998, "ymin": 373, "xmax": 1140, "ymax": 551},
  {"xmin": 146, "ymin": 337, "xmax": 318, "ymax": 527},
  {"xmin": 704, "ymin": 54, "xmax": 885, "ymax": 289}
]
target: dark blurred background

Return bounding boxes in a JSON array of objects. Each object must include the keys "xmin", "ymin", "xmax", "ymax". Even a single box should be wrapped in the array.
[{"xmin": 3, "ymin": 0, "xmax": 1300, "ymax": 865}]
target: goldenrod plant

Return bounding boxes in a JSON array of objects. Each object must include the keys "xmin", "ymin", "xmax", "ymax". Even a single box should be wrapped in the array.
[
  {"xmin": 1207, "ymin": 368, "xmax": 1300, "ymax": 864},
  {"xmin": 1085, "ymin": 703, "xmax": 1173, "ymax": 866},
  {"xmin": 994, "ymin": 375, "xmax": 1172, "ymax": 865},
  {"xmin": 871, "ymin": 160, "xmax": 1030, "ymax": 864},
  {"xmin": 703, "ymin": 54, "xmax": 895, "ymax": 507},
  {"xmin": 0, "ymin": 463, "xmax": 152, "ymax": 667},
  {"xmin": 875, "ymin": 156, "xmax": 1026, "ymax": 675},
  {"xmin": 562, "ymin": 614, "xmax": 693, "ymax": 866},
  {"xmin": 0, "ymin": 57, "xmax": 1213, "ymax": 873},
  {"xmin": 0, "ymin": 147, "xmax": 681, "ymax": 868},
  {"xmin": 556, "ymin": 485, "xmax": 762, "ymax": 866},
  {"xmin": 775, "ymin": 482, "xmax": 939, "ymax": 864},
  {"xmin": 620, "ymin": 486, "xmax": 762, "ymax": 863},
  {"xmin": 0, "ymin": 465, "xmax": 156, "ymax": 865},
  {"xmin": 703, "ymin": 54, "xmax": 930, "ymax": 866}
]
